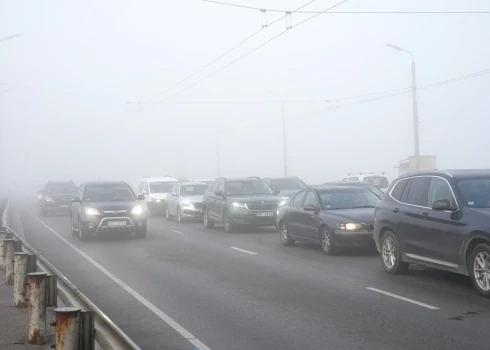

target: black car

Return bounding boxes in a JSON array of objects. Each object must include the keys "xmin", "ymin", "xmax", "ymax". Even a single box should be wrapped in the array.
[
  {"xmin": 374, "ymin": 169, "xmax": 490, "ymax": 298},
  {"xmin": 264, "ymin": 177, "xmax": 308, "ymax": 198},
  {"xmin": 38, "ymin": 181, "xmax": 78, "ymax": 216},
  {"xmin": 70, "ymin": 181, "xmax": 147, "ymax": 240},
  {"xmin": 322, "ymin": 181, "xmax": 385, "ymax": 199},
  {"xmin": 202, "ymin": 177, "xmax": 284, "ymax": 233},
  {"xmin": 277, "ymin": 186, "xmax": 380, "ymax": 255}
]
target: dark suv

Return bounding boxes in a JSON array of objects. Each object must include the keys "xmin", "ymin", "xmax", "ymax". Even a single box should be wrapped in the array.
[
  {"xmin": 202, "ymin": 178, "xmax": 284, "ymax": 233},
  {"xmin": 71, "ymin": 181, "xmax": 147, "ymax": 240},
  {"xmin": 374, "ymin": 170, "xmax": 490, "ymax": 297},
  {"xmin": 38, "ymin": 181, "xmax": 78, "ymax": 216}
]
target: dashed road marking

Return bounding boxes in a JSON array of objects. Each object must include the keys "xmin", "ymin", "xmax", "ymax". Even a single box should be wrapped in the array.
[
  {"xmin": 367, "ymin": 287, "xmax": 439, "ymax": 310},
  {"xmin": 231, "ymin": 247, "xmax": 257, "ymax": 255}
]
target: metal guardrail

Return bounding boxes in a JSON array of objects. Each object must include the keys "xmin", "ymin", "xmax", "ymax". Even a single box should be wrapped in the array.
[{"xmin": 1, "ymin": 199, "xmax": 141, "ymax": 350}]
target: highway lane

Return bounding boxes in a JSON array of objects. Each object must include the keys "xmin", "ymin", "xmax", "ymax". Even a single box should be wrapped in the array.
[{"xmin": 12, "ymin": 197, "xmax": 490, "ymax": 350}]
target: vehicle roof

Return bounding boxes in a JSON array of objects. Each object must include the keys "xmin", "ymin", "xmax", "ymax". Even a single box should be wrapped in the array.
[
  {"xmin": 144, "ymin": 176, "xmax": 179, "ymax": 182},
  {"xmin": 180, "ymin": 181, "xmax": 209, "ymax": 186},
  {"xmin": 310, "ymin": 185, "xmax": 371, "ymax": 192},
  {"xmin": 399, "ymin": 169, "xmax": 490, "ymax": 180},
  {"xmin": 82, "ymin": 181, "xmax": 127, "ymax": 186},
  {"xmin": 46, "ymin": 180, "xmax": 75, "ymax": 184},
  {"xmin": 264, "ymin": 177, "xmax": 301, "ymax": 180},
  {"xmin": 194, "ymin": 178, "xmax": 215, "ymax": 181},
  {"xmin": 322, "ymin": 181, "xmax": 374, "ymax": 187}
]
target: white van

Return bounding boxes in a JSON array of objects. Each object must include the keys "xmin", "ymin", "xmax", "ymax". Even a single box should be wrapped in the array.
[
  {"xmin": 342, "ymin": 172, "xmax": 389, "ymax": 190},
  {"xmin": 137, "ymin": 176, "xmax": 179, "ymax": 215}
]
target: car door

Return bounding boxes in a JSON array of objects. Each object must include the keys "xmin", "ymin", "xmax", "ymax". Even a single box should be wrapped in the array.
[
  {"xmin": 72, "ymin": 185, "xmax": 84, "ymax": 225},
  {"xmin": 299, "ymin": 190, "xmax": 323, "ymax": 241},
  {"xmin": 213, "ymin": 180, "xmax": 225, "ymax": 221},
  {"xmin": 285, "ymin": 190, "xmax": 307, "ymax": 236},
  {"xmin": 167, "ymin": 184, "xmax": 178, "ymax": 215},
  {"xmin": 204, "ymin": 181, "xmax": 218, "ymax": 219},
  {"xmin": 410, "ymin": 176, "xmax": 464, "ymax": 265}
]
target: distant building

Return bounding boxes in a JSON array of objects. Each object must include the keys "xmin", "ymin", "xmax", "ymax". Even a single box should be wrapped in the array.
[{"xmin": 395, "ymin": 156, "xmax": 437, "ymax": 176}]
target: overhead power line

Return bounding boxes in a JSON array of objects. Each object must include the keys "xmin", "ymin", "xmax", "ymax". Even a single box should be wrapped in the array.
[{"xmin": 202, "ymin": 0, "xmax": 490, "ymax": 14}]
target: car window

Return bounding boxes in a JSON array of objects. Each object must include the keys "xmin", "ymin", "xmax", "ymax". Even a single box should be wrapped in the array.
[
  {"xmin": 303, "ymin": 191, "xmax": 319, "ymax": 207},
  {"xmin": 209, "ymin": 181, "xmax": 219, "ymax": 193},
  {"xmin": 84, "ymin": 184, "xmax": 135, "ymax": 202},
  {"xmin": 457, "ymin": 178, "xmax": 490, "ymax": 208},
  {"xmin": 137, "ymin": 181, "xmax": 145, "ymax": 193},
  {"xmin": 406, "ymin": 177, "xmax": 430, "ymax": 206},
  {"xmin": 391, "ymin": 179, "xmax": 409, "ymax": 201},
  {"xmin": 171, "ymin": 184, "xmax": 179, "ymax": 196},
  {"xmin": 217, "ymin": 181, "xmax": 224, "ymax": 193},
  {"xmin": 142, "ymin": 181, "xmax": 149, "ymax": 194},
  {"xmin": 291, "ymin": 190, "xmax": 306, "ymax": 208},
  {"xmin": 427, "ymin": 177, "xmax": 456, "ymax": 208}
]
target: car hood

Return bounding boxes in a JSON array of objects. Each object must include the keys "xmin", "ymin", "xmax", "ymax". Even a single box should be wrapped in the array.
[
  {"xmin": 85, "ymin": 201, "xmax": 138, "ymax": 211},
  {"xmin": 227, "ymin": 195, "xmax": 283, "ymax": 204},
  {"xmin": 180, "ymin": 195, "xmax": 204, "ymax": 202},
  {"xmin": 469, "ymin": 207, "xmax": 490, "ymax": 216},
  {"xmin": 321, "ymin": 207, "xmax": 375, "ymax": 223}
]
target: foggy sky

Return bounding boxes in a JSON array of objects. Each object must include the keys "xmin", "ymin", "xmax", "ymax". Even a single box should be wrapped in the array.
[{"xmin": 1, "ymin": 0, "xmax": 490, "ymax": 192}]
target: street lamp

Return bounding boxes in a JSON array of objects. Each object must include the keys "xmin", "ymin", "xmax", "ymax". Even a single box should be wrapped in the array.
[
  {"xmin": 0, "ymin": 33, "xmax": 24, "ymax": 42},
  {"xmin": 387, "ymin": 44, "xmax": 420, "ymax": 171}
]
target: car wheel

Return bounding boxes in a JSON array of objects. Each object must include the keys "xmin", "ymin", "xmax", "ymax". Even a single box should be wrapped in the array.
[
  {"xmin": 380, "ymin": 230, "xmax": 409, "ymax": 274},
  {"xmin": 469, "ymin": 243, "xmax": 490, "ymax": 298},
  {"xmin": 279, "ymin": 221, "xmax": 295, "ymax": 246},
  {"xmin": 78, "ymin": 221, "xmax": 90, "ymax": 241},
  {"xmin": 320, "ymin": 227, "xmax": 336, "ymax": 255},
  {"xmin": 71, "ymin": 216, "xmax": 77, "ymax": 236},
  {"xmin": 223, "ymin": 210, "xmax": 234, "ymax": 233},
  {"xmin": 203, "ymin": 208, "xmax": 214, "ymax": 229},
  {"xmin": 135, "ymin": 226, "xmax": 147, "ymax": 239},
  {"xmin": 177, "ymin": 207, "xmax": 184, "ymax": 224},
  {"xmin": 165, "ymin": 207, "xmax": 173, "ymax": 221}
]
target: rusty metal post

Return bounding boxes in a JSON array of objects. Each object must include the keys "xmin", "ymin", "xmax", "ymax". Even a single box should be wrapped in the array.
[
  {"xmin": 27, "ymin": 254, "xmax": 37, "ymax": 273},
  {"xmin": 13, "ymin": 252, "xmax": 28, "ymax": 308},
  {"xmin": 0, "ymin": 230, "xmax": 6, "ymax": 271},
  {"xmin": 3, "ymin": 239, "xmax": 15, "ymax": 285},
  {"xmin": 54, "ymin": 307, "xmax": 81, "ymax": 350},
  {"xmin": 28, "ymin": 272, "xmax": 47, "ymax": 345},
  {"xmin": 14, "ymin": 239, "xmax": 22, "ymax": 252},
  {"xmin": 79, "ymin": 311, "xmax": 95, "ymax": 350},
  {"xmin": 45, "ymin": 275, "xmax": 57, "ymax": 307}
]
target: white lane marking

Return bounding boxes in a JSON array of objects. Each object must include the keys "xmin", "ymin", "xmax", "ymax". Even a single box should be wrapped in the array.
[
  {"xmin": 27, "ymin": 212, "xmax": 211, "ymax": 350},
  {"xmin": 366, "ymin": 287, "xmax": 439, "ymax": 310},
  {"xmin": 230, "ymin": 247, "xmax": 257, "ymax": 255},
  {"xmin": 170, "ymin": 230, "xmax": 184, "ymax": 234}
]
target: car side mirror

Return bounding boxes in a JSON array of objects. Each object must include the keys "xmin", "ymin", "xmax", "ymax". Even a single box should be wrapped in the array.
[
  {"xmin": 71, "ymin": 197, "xmax": 81, "ymax": 203},
  {"xmin": 432, "ymin": 199, "xmax": 453, "ymax": 211},
  {"xmin": 137, "ymin": 194, "xmax": 145, "ymax": 201},
  {"xmin": 273, "ymin": 189, "xmax": 280, "ymax": 195},
  {"xmin": 215, "ymin": 190, "xmax": 223, "ymax": 197},
  {"xmin": 303, "ymin": 204, "xmax": 317, "ymax": 212}
]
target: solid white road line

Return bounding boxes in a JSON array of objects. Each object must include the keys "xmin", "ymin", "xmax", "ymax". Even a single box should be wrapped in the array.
[
  {"xmin": 366, "ymin": 287, "xmax": 440, "ymax": 310},
  {"xmin": 170, "ymin": 230, "xmax": 184, "ymax": 234},
  {"xmin": 230, "ymin": 247, "xmax": 257, "ymax": 255},
  {"xmin": 27, "ymin": 212, "xmax": 211, "ymax": 350}
]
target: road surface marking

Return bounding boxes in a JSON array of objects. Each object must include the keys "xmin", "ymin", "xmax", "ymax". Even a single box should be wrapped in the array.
[
  {"xmin": 170, "ymin": 230, "xmax": 184, "ymax": 234},
  {"xmin": 366, "ymin": 287, "xmax": 439, "ymax": 310},
  {"xmin": 231, "ymin": 247, "xmax": 257, "ymax": 255},
  {"xmin": 27, "ymin": 212, "xmax": 211, "ymax": 350}
]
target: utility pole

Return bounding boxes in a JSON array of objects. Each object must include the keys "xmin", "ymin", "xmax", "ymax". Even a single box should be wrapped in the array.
[{"xmin": 282, "ymin": 101, "xmax": 288, "ymax": 176}]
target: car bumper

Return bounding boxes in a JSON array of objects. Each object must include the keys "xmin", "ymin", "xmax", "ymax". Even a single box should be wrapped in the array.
[
  {"xmin": 182, "ymin": 207, "xmax": 203, "ymax": 218},
  {"xmin": 80, "ymin": 216, "xmax": 147, "ymax": 234},
  {"xmin": 229, "ymin": 210, "xmax": 277, "ymax": 226},
  {"xmin": 333, "ymin": 230, "xmax": 375, "ymax": 246}
]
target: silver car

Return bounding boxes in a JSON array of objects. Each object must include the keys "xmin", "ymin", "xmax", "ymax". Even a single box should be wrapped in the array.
[{"xmin": 165, "ymin": 182, "xmax": 209, "ymax": 223}]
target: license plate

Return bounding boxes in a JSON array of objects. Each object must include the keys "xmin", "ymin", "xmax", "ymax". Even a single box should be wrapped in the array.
[
  {"xmin": 107, "ymin": 221, "xmax": 127, "ymax": 226},
  {"xmin": 256, "ymin": 212, "xmax": 273, "ymax": 217}
]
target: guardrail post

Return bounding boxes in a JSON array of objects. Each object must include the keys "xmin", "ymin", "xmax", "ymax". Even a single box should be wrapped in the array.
[
  {"xmin": 28, "ymin": 272, "xmax": 47, "ymax": 345},
  {"xmin": 13, "ymin": 252, "xmax": 28, "ymax": 308},
  {"xmin": 14, "ymin": 239, "xmax": 22, "ymax": 252},
  {"xmin": 27, "ymin": 253, "xmax": 37, "ymax": 273},
  {"xmin": 45, "ymin": 274, "xmax": 57, "ymax": 307},
  {"xmin": 54, "ymin": 307, "xmax": 81, "ymax": 350},
  {"xmin": 79, "ymin": 311, "xmax": 95, "ymax": 350},
  {"xmin": 0, "ymin": 229, "xmax": 6, "ymax": 271},
  {"xmin": 3, "ymin": 239, "xmax": 15, "ymax": 285}
]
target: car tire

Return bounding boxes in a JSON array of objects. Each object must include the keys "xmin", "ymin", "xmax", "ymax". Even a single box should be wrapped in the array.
[
  {"xmin": 203, "ymin": 208, "xmax": 214, "ymax": 229},
  {"xmin": 71, "ymin": 216, "xmax": 77, "ymax": 236},
  {"xmin": 380, "ymin": 230, "xmax": 409, "ymax": 274},
  {"xmin": 177, "ymin": 207, "xmax": 184, "ymax": 224},
  {"xmin": 279, "ymin": 221, "xmax": 295, "ymax": 246},
  {"xmin": 320, "ymin": 226, "xmax": 336, "ymax": 255},
  {"xmin": 223, "ymin": 210, "xmax": 234, "ymax": 233},
  {"xmin": 78, "ymin": 221, "xmax": 90, "ymax": 241},
  {"xmin": 135, "ymin": 226, "xmax": 147, "ymax": 239},
  {"xmin": 165, "ymin": 207, "xmax": 173, "ymax": 221},
  {"xmin": 469, "ymin": 243, "xmax": 490, "ymax": 298}
]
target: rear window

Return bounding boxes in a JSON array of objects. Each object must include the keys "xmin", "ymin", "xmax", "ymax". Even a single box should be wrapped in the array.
[
  {"xmin": 364, "ymin": 176, "xmax": 389, "ymax": 188},
  {"xmin": 150, "ymin": 182, "xmax": 178, "ymax": 193},
  {"xmin": 405, "ymin": 177, "xmax": 430, "ymax": 206}
]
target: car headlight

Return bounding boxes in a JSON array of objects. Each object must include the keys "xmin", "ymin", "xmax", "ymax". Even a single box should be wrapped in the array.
[
  {"xmin": 85, "ymin": 207, "xmax": 101, "ymax": 216},
  {"xmin": 279, "ymin": 200, "xmax": 287, "ymax": 207},
  {"xmin": 336, "ymin": 223, "xmax": 362, "ymax": 231},
  {"xmin": 150, "ymin": 198, "xmax": 161, "ymax": 203},
  {"xmin": 181, "ymin": 200, "xmax": 192, "ymax": 207},
  {"xmin": 131, "ymin": 206, "xmax": 144, "ymax": 215},
  {"xmin": 232, "ymin": 202, "xmax": 246, "ymax": 210},
  {"xmin": 45, "ymin": 196, "xmax": 54, "ymax": 202}
]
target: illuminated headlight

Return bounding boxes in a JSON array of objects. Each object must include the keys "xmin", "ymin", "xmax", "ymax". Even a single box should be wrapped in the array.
[
  {"xmin": 85, "ymin": 207, "xmax": 101, "ymax": 216},
  {"xmin": 279, "ymin": 200, "xmax": 287, "ymax": 207},
  {"xmin": 131, "ymin": 206, "xmax": 144, "ymax": 215},
  {"xmin": 181, "ymin": 200, "xmax": 192, "ymax": 207},
  {"xmin": 336, "ymin": 223, "xmax": 362, "ymax": 231},
  {"xmin": 38, "ymin": 194, "xmax": 43, "ymax": 199},
  {"xmin": 45, "ymin": 196, "xmax": 54, "ymax": 202},
  {"xmin": 232, "ymin": 202, "xmax": 246, "ymax": 210},
  {"xmin": 150, "ymin": 198, "xmax": 161, "ymax": 203}
]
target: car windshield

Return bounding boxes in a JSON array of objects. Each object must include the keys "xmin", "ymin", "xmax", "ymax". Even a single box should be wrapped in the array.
[
  {"xmin": 46, "ymin": 182, "xmax": 77, "ymax": 194},
  {"xmin": 319, "ymin": 189, "xmax": 381, "ymax": 210},
  {"xmin": 84, "ymin": 184, "xmax": 135, "ymax": 202},
  {"xmin": 364, "ymin": 176, "xmax": 389, "ymax": 189},
  {"xmin": 150, "ymin": 182, "xmax": 177, "ymax": 193},
  {"xmin": 457, "ymin": 178, "xmax": 490, "ymax": 208},
  {"xmin": 181, "ymin": 185, "xmax": 207, "ymax": 196},
  {"xmin": 225, "ymin": 180, "xmax": 274, "ymax": 196},
  {"xmin": 365, "ymin": 184, "xmax": 385, "ymax": 198},
  {"xmin": 270, "ymin": 178, "xmax": 307, "ymax": 190}
]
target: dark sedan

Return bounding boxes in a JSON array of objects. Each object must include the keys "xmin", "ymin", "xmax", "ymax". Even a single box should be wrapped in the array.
[
  {"xmin": 71, "ymin": 181, "xmax": 147, "ymax": 240},
  {"xmin": 38, "ymin": 181, "xmax": 78, "ymax": 216},
  {"xmin": 277, "ymin": 186, "xmax": 380, "ymax": 255}
]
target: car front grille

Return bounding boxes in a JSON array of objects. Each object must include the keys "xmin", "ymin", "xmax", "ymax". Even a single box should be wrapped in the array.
[
  {"xmin": 192, "ymin": 202, "xmax": 203, "ymax": 209},
  {"xmin": 245, "ymin": 203, "xmax": 278, "ymax": 211},
  {"xmin": 362, "ymin": 223, "xmax": 374, "ymax": 232}
]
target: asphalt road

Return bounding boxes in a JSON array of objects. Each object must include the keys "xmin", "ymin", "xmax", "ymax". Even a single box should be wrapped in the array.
[{"xmin": 9, "ymin": 197, "xmax": 490, "ymax": 350}]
